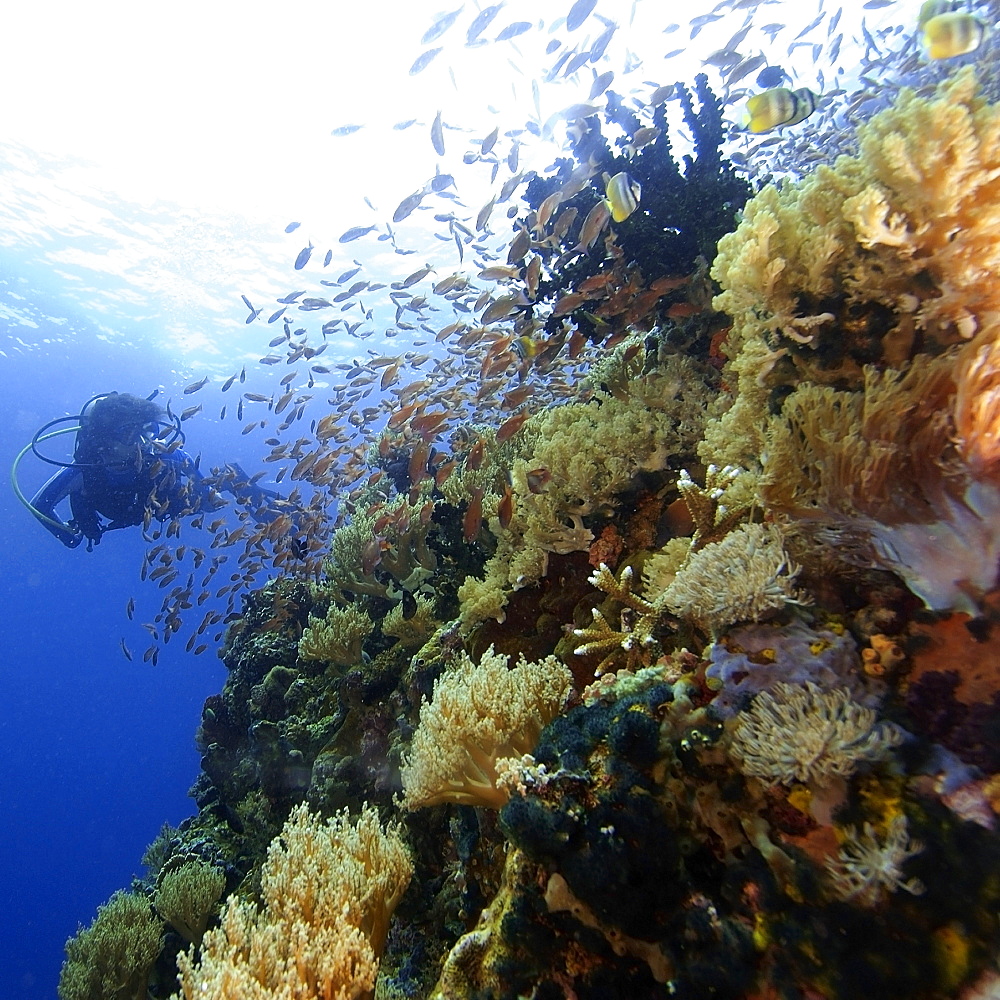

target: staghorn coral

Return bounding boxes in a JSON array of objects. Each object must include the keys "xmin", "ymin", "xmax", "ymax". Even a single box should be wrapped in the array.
[
  {"xmin": 572, "ymin": 562, "xmax": 666, "ymax": 675},
  {"xmin": 173, "ymin": 802, "xmax": 411, "ymax": 999},
  {"xmin": 825, "ymin": 814, "xmax": 925, "ymax": 907},
  {"xmin": 401, "ymin": 645, "xmax": 572, "ymax": 810},
  {"xmin": 760, "ymin": 349, "xmax": 1000, "ymax": 614},
  {"xmin": 58, "ymin": 890, "xmax": 164, "ymax": 1000},
  {"xmin": 662, "ymin": 522, "xmax": 809, "ymax": 634},
  {"xmin": 730, "ymin": 682, "xmax": 902, "ymax": 788},
  {"xmin": 299, "ymin": 603, "xmax": 373, "ymax": 667},
  {"xmin": 153, "ymin": 858, "xmax": 226, "ymax": 946},
  {"xmin": 675, "ymin": 465, "xmax": 752, "ymax": 549},
  {"xmin": 705, "ymin": 69, "xmax": 1000, "ymax": 473}
]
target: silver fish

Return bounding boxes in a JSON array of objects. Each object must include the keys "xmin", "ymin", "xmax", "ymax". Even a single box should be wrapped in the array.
[
  {"xmin": 422, "ymin": 5, "xmax": 463, "ymax": 44},
  {"xmin": 339, "ymin": 225, "xmax": 377, "ymax": 243},
  {"xmin": 431, "ymin": 110, "xmax": 445, "ymax": 155},
  {"xmin": 566, "ymin": 0, "xmax": 597, "ymax": 31},
  {"xmin": 466, "ymin": 4, "xmax": 503, "ymax": 45},
  {"xmin": 495, "ymin": 21, "xmax": 531, "ymax": 41},
  {"xmin": 409, "ymin": 47, "xmax": 443, "ymax": 75}
]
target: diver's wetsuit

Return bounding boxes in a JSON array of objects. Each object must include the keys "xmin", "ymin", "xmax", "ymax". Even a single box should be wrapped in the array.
[
  {"xmin": 31, "ymin": 447, "xmax": 217, "ymax": 548},
  {"xmin": 27, "ymin": 392, "xmax": 285, "ymax": 550},
  {"xmin": 32, "ymin": 450, "xmax": 283, "ymax": 549}
]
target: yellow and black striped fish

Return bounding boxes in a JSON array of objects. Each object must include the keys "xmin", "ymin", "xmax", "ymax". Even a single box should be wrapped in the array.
[
  {"xmin": 921, "ymin": 12, "xmax": 984, "ymax": 59},
  {"xmin": 604, "ymin": 171, "xmax": 642, "ymax": 223},
  {"xmin": 742, "ymin": 87, "xmax": 818, "ymax": 134}
]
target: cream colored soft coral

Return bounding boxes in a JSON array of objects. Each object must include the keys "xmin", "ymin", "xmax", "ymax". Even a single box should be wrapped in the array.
[
  {"xmin": 705, "ymin": 69, "xmax": 1000, "ymax": 474},
  {"xmin": 172, "ymin": 803, "xmax": 411, "ymax": 1000},
  {"xmin": 663, "ymin": 523, "xmax": 809, "ymax": 634},
  {"xmin": 401, "ymin": 646, "xmax": 572, "ymax": 810},
  {"xmin": 761, "ymin": 348, "xmax": 1000, "ymax": 613},
  {"xmin": 730, "ymin": 682, "xmax": 902, "ymax": 788}
]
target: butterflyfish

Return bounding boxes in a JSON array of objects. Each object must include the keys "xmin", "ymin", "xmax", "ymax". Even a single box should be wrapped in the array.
[
  {"xmin": 743, "ymin": 87, "xmax": 818, "ymax": 134},
  {"xmin": 917, "ymin": 1, "xmax": 953, "ymax": 29},
  {"xmin": 921, "ymin": 12, "xmax": 984, "ymax": 59},
  {"xmin": 604, "ymin": 171, "xmax": 641, "ymax": 223}
]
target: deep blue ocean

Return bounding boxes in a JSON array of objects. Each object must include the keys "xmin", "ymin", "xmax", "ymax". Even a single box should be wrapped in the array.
[{"xmin": 0, "ymin": 322, "xmax": 241, "ymax": 997}]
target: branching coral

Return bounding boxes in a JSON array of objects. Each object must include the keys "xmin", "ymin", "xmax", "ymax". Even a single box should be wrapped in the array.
[
  {"xmin": 662, "ymin": 522, "xmax": 809, "ymax": 634},
  {"xmin": 58, "ymin": 890, "xmax": 164, "ymax": 1000},
  {"xmin": 825, "ymin": 814, "xmax": 925, "ymax": 907},
  {"xmin": 401, "ymin": 645, "xmax": 572, "ymax": 810},
  {"xmin": 573, "ymin": 563, "xmax": 665, "ymax": 675},
  {"xmin": 299, "ymin": 603, "xmax": 373, "ymax": 667},
  {"xmin": 675, "ymin": 465, "xmax": 751, "ymax": 549},
  {"xmin": 173, "ymin": 803, "xmax": 411, "ymax": 999},
  {"xmin": 730, "ymin": 682, "xmax": 902, "ymax": 788}
]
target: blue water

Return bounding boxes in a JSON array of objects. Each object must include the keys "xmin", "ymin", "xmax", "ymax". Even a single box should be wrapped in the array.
[{"xmin": 0, "ymin": 330, "xmax": 228, "ymax": 998}]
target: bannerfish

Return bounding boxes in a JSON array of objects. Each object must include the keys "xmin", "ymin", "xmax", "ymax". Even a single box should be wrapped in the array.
[
  {"xmin": 917, "ymin": 0, "xmax": 953, "ymax": 29},
  {"xmin": 921, "ymin": 12, "xmax": 984, "ymax": 59},
  {"xmin": 743, "ymin": 87, "xmax": 818, "ymax": 134},
  {"xmin": 604, "ymin": 171, "xmax": 641, "ymax": 223}
]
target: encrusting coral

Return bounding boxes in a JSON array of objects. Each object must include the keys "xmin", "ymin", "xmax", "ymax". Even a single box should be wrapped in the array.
[
  {"xmin": 401, "ymin": 645, "xmax": 573, "ymax": 810},
  {"xmin": 172, "ymin": 802, "xmax": 411, "ymax": 1000}
]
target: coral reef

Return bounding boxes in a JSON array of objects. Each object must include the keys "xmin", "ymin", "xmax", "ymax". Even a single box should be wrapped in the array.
[{"xmin": 65, "ymin": 55, "xmax": 1000, "ymax": 1000}]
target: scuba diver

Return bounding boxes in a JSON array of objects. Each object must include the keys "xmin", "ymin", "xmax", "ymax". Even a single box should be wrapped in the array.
[{"xmin": 12, "ymin": 391, "xmax": 283, "ymax": 550}]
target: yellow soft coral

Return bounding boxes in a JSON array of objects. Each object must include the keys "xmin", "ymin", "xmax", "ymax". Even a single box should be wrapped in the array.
[
  {"xmin": 299, "ymin": 603, "xmax": 373, "ymax": 667},
  {"xmin": 401, "ymin": 645, "xmax": 572, "ymax": 810},
  {"xmin": 706, "ymin": 69, "xmax": 1000, "ymax": 472},
  {"xmin": 761, "ymin": 348, "xmax": 1000, "ymax": 612},
  {"xmin": 173, "ymin": 803, "xmax": 411, "ymax": 1000}
]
